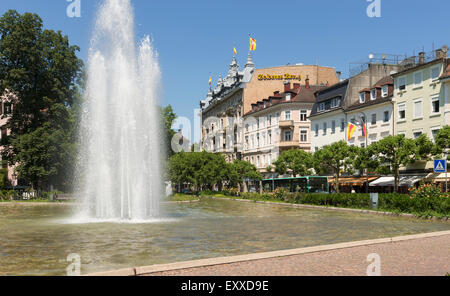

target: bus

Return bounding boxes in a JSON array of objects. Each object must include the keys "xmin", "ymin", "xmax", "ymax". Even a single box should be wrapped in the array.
[{"xmin": 262, "ymin": 176, "xmax": 329, "ymax": 193}]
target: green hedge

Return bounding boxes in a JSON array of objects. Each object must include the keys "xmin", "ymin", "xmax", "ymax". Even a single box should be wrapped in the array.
[{"xmin": 236, "ymin": 191, "xmax": 449, "ymax": 217}]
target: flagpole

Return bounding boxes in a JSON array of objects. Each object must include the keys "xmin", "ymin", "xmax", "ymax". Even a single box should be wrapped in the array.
[{"xmin": 358, "ymin": 112, "xmax": 369, "ymax": 193}]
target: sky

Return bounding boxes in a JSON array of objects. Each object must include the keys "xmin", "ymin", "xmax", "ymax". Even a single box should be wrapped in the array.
[{"xmin": 1, "ymin": 0, "xmax": 449, "ymax": 132}]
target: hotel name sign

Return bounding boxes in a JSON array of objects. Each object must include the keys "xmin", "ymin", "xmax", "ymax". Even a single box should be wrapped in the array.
[{"xmin": 258, "ymin": 74, "xmax": 302, "ymax": 81}]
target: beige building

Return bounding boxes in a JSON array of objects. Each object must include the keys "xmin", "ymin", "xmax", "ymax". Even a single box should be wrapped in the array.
[
  {"xmin": 200, "ymin": 55, "xmax": 338, "ymax": 162},
  {"xmin": 393, "ymin": 48, "xmax": 449, "ymax": 141},
  {"xmin": 242, "ymin": 80, "xmax": 325, "ymax": 176},
  {"xmin": 392, "ymin": 47, "xmax": 449, "ymax": 173}
]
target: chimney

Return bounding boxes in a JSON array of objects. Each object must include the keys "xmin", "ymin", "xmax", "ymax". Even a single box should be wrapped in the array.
[
  {"xmin": 305, "ymin": 76, "xmax": 310, "ymax": 90},
  {"xmin": 293, "ymin": 83, "xmax": 301, "ymax": 90},
  {"xmin": 284, "ymin": 81, "xmax": 291, "ymax": 92},
  {"xmin": 419, "ymin": 52, "xmax": 425, "ymax": 64},
  {"xmin": 436, "ymin": 48, "xmax": 445, "ymax": 59},
  {"xmin": 336, "ymin": 71, "xmax": 342, "ymax": 81},
  {"xmin": 273, "ymin": 91, "xmax": 280, "ymax": 96}
]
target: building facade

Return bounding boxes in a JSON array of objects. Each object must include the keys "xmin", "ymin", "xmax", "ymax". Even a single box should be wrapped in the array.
[
  {"xmin": 310, "ymin": 63, "xmax": 401, "ymax": 151},
  {"xmin": 392, "ymin": 49, "xmax": 449, "ymax": 142},
  {"xmin": 242, "ymin": 80, "xmax": 325, "ymax": 176},
  {"xmin": 346, "ymin": 76, "xmax": 395, "ymax": 148},
  {"xmin": 200, "ymin": 55, "xmax": 338, "ymax": 162},
  {"xmin": 0, "ymin": 90, "xmax": 17, "ymax": 186}
]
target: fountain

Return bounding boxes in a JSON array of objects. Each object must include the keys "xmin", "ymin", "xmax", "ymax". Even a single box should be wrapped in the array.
[{"xmin": 75, "ymin": 0, "xmax": 163, "ymax": 221}]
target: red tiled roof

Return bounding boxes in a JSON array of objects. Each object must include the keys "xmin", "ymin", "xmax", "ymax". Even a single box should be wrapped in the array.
[{"xmin": 246, "ymin": 83, "xmax": 326, "ymax": 116}]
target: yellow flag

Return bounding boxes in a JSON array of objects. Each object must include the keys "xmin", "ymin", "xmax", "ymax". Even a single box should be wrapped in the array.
[
  {"xmin": 250, "ymin": 37, "xmax": 256, "ymax": 51},
  {"xmin": 208, "ymin": 76, "xmax": 212, "ymax": 86},
  {"xmin": 233, "ymin": 47, "xmax": 237, "ymax": 55}
]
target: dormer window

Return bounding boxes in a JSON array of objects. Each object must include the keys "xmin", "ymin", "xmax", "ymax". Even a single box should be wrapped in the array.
[
  {"xmin": 371, "ymin": 89, "xmax": 377, "ymax": 100},
  {"xmin": 286, "ymin": 93, "xmax": 291, "ymax": 101},
  {"xmin": 382, "ymin": 86, "xmax": 388, "ymax": 98},
  {"xmin": 331, "ymin": 98, "xmax": 340, "ymax": 108},
  {"xmin": 360, "ymin": 93, "xmax": 365, "ymax": 103},
  {"xmin": 318, "ymin": 102, "xmax": 325, "ymax": 111}
]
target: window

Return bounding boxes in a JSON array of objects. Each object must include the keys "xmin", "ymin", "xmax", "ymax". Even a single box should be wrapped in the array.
[
  {"xmin": 256, "ymin": 133, "xmax": 260, "ymax": 148},
  {"xmin": 431, "ymin": 66, "xmax": 440, "ymax": 81},
  {"xmin": 323, "ymin": 122, "xmax": 327, "ymax": 135},
  {"xmin": 315, "ymin": 124, "xmax": 319, "ymax": 136},
  {"xmin": 268, "ymin": 131, "xmax": 272, "ymax": 144},
  {"xmin": 398, "ymin": 103, "xmax": 406, "ymax": 120},
  {"xmin": 268, "ymin": 115, "xmax": 272, "ymax": 126},
  {"xmin": 300, "ymin": 110, "xmax": 307, "ymax": 122},
  {"xmin": 371, "ymin": 89, "xmax": 377, "ymax": 100},
  {"xmin": 414, "ymin": 100, "xmax": 423, "ymax": 119},
  {"xmin": 318, "ymin": 102, "xmax": 325, "ymax": 111},
  {"xmin": 245, "ymin": 124, "xmax": 249, "ymax": 132},
  {"xmin": 413, "ymin": 131, "xmax": 423, "ymax": 139},
  {"xmin": 360, "ymin": 93, "xmax": 365, "ymax": 103},
  {"xmin": 340, "ymin": 119, "xmax": 345, "ymax": 132},
  {"xmin": 398, "ymin": 77, "xmax": 406, "ymax": 90},
  {"xmin": 285, "ymin": 110, "xmax": 291, "ymax": 120},
  {"xmin": 360, "ymin": 143, "xmax": 365, "ymax": 148},
  {"xmin": 382, "ymin": 86, "xmax": 388, "ymax": 97},
  {"xmin": 431, "ymin": 97, "xmax": 440, "ymax": 114},
  {"xmin": 331, "ymin": 120, "xmax": 336, "ymax": 133},
  {"xmin": 331, "ymin": 98, "xmax": 340, "ymax": 108},
  {"xmin": 383, "ymin": 111, "xmax": 390, "ymax": 123},
  {"xmin": 371, "ymin": 114, "xmax": 377, "ymax": 125},
  {"xmin": 284, "ymin": 131, "xmax": 292, "ymax": 142},
  {"xmin": 431, "ymin": 127, "xmax": 441, "ymax": 141},
  {"xmin": 414, "ymin": 71, "xmax": 422, "ymax": 87},
  {"xmin": 257, "ymin": 156, "xmax": 260, "ymax": 167},
  {"xmin": 300, "ymin": 130, "xmax": 308, "ymax": 142},
  {"xmin": 245, "ymin": 136, "xmax": 249, "ymax": 147}
]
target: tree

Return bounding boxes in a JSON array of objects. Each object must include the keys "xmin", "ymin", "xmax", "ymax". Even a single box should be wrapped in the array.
[
  {"xmin": 434, "ymin": 126, "xmax": 450, "ymax": 160},
  {"xmin": 161, "ymin": 105, "xmax": 177, "ymax": 158},
  {"xmin": 314, "ymin": 141, "xmax": 357, "ymax": 193},
  {"xmin": 273, "ymin": 149, "xmax": 313, "ymax": 177},
  {"xmin": 0, "ymin": 10, "xmax": 83, "ymax": 190},
  {"xmin": 353, "ymin": 145, "xmax": 380, "ymax": 193},
  {"xmin": 230, "ymin": 159, "xmax": 262, "ymax": 192},
  {"xmin": 371, "ymin": 135, "xmax": 417, "ymax": 192}
]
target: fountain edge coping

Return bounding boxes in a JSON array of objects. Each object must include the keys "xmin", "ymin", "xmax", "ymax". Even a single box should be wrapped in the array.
[{"xmin": 85, "ymin": 230, "xmax": 450, "ymax": 276}]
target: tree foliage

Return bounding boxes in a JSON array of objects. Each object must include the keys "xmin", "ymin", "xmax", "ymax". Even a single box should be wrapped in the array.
[
  {"xmin": 273, "ymin": 149, "xmax": 313, "ymax": 177},
  {"xmin": 313, "ymin": 141, "xmax": 357, "ymax": 193},
  {"xmin": 0, "ymin": 10, "xmax": 82, "ymax": 190},
  {"xmin": 168, "ymin": 152, "xmax": 260, "ymax": 192}
]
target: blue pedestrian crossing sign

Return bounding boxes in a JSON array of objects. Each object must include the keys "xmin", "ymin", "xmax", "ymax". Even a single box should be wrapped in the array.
[{"xmin": 434, "ymin": 160, "xmax": 447, "ymax": 173}]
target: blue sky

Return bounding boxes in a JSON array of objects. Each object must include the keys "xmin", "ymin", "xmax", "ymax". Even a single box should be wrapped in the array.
[{"xmin": 1, "ymin": 0, "xmax": 449, "ymax": 128}]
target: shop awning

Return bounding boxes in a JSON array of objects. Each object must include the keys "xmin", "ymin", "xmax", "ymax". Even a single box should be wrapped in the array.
[
  {"xmin": 330, "ymin": 176, "xmax": 379, "ymax": 186},
  {"xmin": 369, "ymin": 175, "xmax": 427, "ymax": 187},
  {"xmin": 425, "ymin": 173, "xmax": 449, "ymax": 183}
]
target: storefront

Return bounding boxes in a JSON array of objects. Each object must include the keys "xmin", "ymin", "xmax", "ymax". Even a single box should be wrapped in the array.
[{"xmin": 369, "ymin": 174, "xmax": 429, "ymax": 193}]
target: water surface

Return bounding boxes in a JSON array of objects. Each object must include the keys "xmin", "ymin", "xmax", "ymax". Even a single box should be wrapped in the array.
[{"xmin": 0, "ymin": 199, "xmax": 448, "ymax": 275}]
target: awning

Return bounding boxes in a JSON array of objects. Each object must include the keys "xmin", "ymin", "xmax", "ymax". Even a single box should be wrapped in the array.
[
  {"xmin": 330, "ymin": 176, "xmax": 379, "ymax": 186},
  {"xmin": 369, "ymin": 175, "xmax": 427, "ymax": 187},
  {"xmin": 425, "ymin": 173, "xmax": 449, "ymax": 183}
]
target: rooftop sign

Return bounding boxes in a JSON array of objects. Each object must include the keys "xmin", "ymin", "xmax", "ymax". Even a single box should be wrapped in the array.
[{"xmin": 258, "ymin": 74, "xmax": 302, "ymax": 81}]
